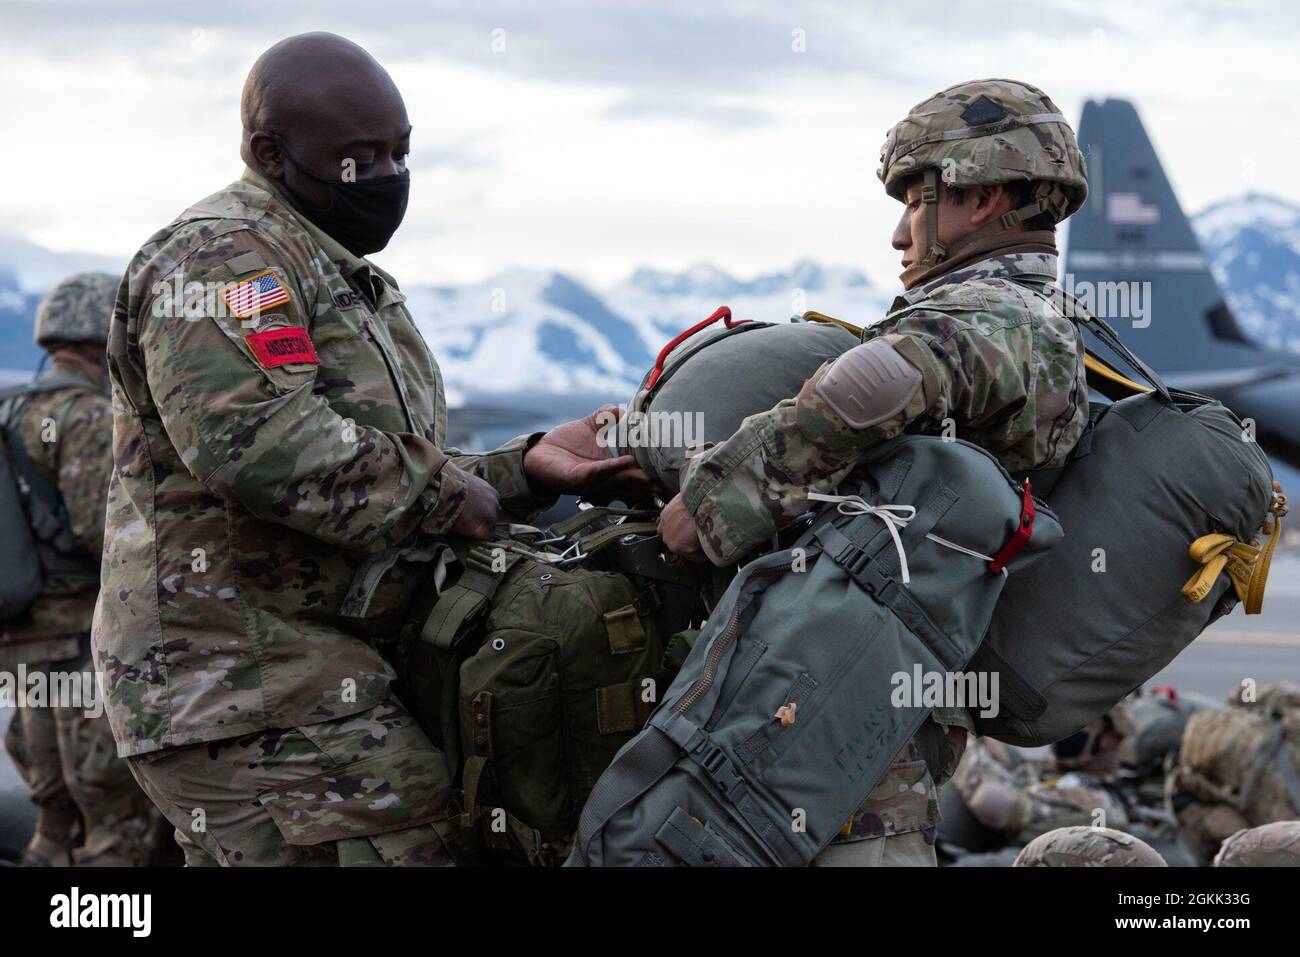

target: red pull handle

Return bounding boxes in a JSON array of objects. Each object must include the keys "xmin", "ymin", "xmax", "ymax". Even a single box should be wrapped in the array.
[
  {"xmin": 988, "ymin": 479, "xmax": 1035, "ymax": 573},
  {"xmin": 1150, "ymin": 684, "xmax": 1179, "ymax": 703},
  {"xmin": 644, "ymin": 306, "xmax": 745, "ymax": 390}
]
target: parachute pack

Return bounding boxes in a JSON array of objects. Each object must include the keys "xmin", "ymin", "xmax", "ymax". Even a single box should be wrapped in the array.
[
  {"xmin": 968, "ymin": 285, "xmax": 1282, "ymax": 746},
  {"xmin": 0, "ymin": 372, "xmax": 102, "ymax": 622}
]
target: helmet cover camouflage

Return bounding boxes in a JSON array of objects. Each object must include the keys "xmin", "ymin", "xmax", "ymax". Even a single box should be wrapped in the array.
[
  {"xmin": 1214, "ymin": 821, "xmax": 1300, "ymax": 867},
  {"xmin": 1013, "ymin": 826, "xmax": 1167, "ymax": 867},
  {"xmin": 34, "ymin": 271, "xmax": 119, "ymax": 348},
  {"xmin": 878, "ymin": 78, "xmax": 1088, "ymax": 225}
]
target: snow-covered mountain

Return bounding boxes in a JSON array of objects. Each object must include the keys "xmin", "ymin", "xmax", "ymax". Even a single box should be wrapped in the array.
[
  {"xmin": 1191, "ymin": 193, "xmax": 1300, "ymax": 354},
  {"xmin": 2, "ymin": 192, "xmax": 1298, "ymax": 394}
]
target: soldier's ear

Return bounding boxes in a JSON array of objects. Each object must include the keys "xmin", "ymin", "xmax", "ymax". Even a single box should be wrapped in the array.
[
  {"xmin": 967, "ymin": 184, "xmax": 1006, "ymax": 228},
  {"xmin": 248, "ymin": 131, "xmax": 286, "ymax": 180}
]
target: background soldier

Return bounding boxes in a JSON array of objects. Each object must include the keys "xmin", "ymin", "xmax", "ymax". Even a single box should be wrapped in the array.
[
  {"xmin": 951, "ymin": 709, "xmax": 1133, "ymax": 846},
  {"xmin": 94, "ymin": 33, "xmax": 646, "ymax": 866},
  {"xmin": 658, "ymin": 78, "xmax": 1090, "ymax": 866},
  {"xmin": 1, "ymin": 272, "xmax": 160, "ymax": 866}
]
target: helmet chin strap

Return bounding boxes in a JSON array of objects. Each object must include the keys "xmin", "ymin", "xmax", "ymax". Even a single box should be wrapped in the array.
[{"xmin": 907, "ymin": 171, "xmax": 1057, "ymax": 287}]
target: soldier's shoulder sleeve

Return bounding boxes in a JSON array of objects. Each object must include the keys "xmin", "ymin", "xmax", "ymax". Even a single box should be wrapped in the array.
[
  {"xmin": 133, "ymin": 226, "xmax": 461, "ymax": 551},
  {"xmin": 872, "ymin": 280, "xmax": 1037, "ymax": 428}
]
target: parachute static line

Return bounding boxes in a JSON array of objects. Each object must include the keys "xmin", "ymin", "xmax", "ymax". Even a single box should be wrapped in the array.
[{"xmin": 806, "ymin": 491, "xmax": 1004, "ymax": 585}]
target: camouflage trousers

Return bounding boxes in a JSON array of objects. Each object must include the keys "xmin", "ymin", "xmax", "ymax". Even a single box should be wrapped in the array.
[
  {"xmin": 811, "ymin": 829, "xmax": 937, "ymax": 866},
  {"xmin": 2, "ymin": 638, "xmax": 160, "ymax": 866},
  {"xmin": 127, "ymin": 690, "xmax": 461, "ymax": 866}
]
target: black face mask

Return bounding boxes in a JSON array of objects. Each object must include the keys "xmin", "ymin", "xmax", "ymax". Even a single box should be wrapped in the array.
[{"xmin": 272, "ymin": 135, "xmax": 410, "ymax": 256}]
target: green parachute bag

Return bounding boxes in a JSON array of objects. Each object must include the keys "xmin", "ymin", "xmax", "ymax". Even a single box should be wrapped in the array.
[
  {"xmin": 567, "ymin": 434, "xmax": 1063, "ymax": 866},
  {"xmin": 399, "ymin": 509, "xmax": 704, "ymax": 865}
]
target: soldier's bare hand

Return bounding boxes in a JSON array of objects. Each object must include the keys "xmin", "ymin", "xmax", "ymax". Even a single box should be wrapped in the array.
[
  {"xmin": 525, "ymin": 405, "xmax": 654, "ymax": 503},
  {"xmin": 658, "ymin": 494, "xmax": 708, "ymax": 563},
  {"xmin": 452, "ymin": 472, "xmax": 500, "ymax": 540}
]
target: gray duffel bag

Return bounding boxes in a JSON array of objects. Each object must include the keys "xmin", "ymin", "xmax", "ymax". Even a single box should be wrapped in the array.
[
  {"xmin": 971, "ymin": 290, "xmax": 1280, "ymax": 747},
  {"xmin": 567, "ymin": 433, "xmax": 1062, "ymax": 866}
]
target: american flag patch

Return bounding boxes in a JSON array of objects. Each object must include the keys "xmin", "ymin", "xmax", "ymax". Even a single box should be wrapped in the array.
[{"xmin": 222, "ymin": 269, "xmax": 292, "ymax": 318}]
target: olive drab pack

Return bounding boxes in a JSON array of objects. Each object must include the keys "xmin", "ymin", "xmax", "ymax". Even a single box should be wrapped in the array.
[
  {"xmin": 0, "ymin": 373, "xmax": 102, "ymax": 621},
  {"xmin": 969, "ymin": 286, "xmax": 1283, "ymax": 747},
  {"xmin": 623, "ymin": 307, "xmax": 858, "ymax": 492},
  {"xmin": 399, "ymin": 506, "xmax": 707, "ymax": 865},
  {"xmin": 567, "ymin": 434, "xmax": 1063, "ymax": 867}
]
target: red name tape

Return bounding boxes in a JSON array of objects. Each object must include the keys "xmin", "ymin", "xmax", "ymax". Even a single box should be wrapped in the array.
[{"xmin": 245, "ymin": 327, "xmax": 319, "ymax": 368}]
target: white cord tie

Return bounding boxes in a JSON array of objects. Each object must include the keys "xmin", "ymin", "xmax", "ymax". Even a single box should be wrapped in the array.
[{"xmin": 806, "ymin": 491, "xmax": 1000, "ymax": 585}]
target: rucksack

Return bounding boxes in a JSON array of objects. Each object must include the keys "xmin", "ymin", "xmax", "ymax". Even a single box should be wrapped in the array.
[
  {"xmin": 567, "ymin": 433, "xmax": 1063, "ymax": 866},
  {"xmin": 0, "ymin": 373, "xmax": 102, "ymax": 622},
  {"xmin": 396, "ymin": 506, "xmax": 708, "ymax": 864},
  {"xmin": 969, "ymin": 288, "xmax": 1282, "ymax": 746}
]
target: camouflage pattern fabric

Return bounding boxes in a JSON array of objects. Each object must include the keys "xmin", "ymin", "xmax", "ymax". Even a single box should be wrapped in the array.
[
  {"xmin": 33, "ymin": 271, "xmax": 119, "ymax": 347},
  {"xmin": 0, "ymin": 355, "xmax": 112, "ymax": 667},
  {"xmin": 830, "ymin": 740, "xmax": 945, "ymax": 847},
  {"xmin": 952, "ymin": 737, "xmax": 1128, "ymax": 843},
  {"xmin": 3, "ymin": 642, "xmax": 163, "ymax": 866},
  {"xmin": 127, "ymin": 690, "xmax": 459, "ymax": 866},
  {"xmin": 94, "ymin": 167, "xmax": 555, "ymax": 757},
  {"xmin": 877, "ymin": 78, "xmax": 1087, "ymax": 221},
  {"xmin": 679, "ymin": 251, "xmax": 1088, "ymax": 566},
  {"xmin": 1175, "ymin": 683, "xmax": 1300, "ymax": 860},
  {"xmin": 811, "ymin": 828, "xmax": 935, "ymax": 867},
  {"xmin": 1013, "ymin": 826, "xmax": 1167, "ymax": 867},
  {"xmin": 1214, "ymin": 821, "xmax": 1300, "ymax": 867}
]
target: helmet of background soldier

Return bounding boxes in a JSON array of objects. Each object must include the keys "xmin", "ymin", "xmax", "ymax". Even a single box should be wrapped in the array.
[
  {"xmin": 33, "ymin": 271, "xmax": 119, "ymax": 348},
  {"xmin": 1213, "ymin": 821, "xmax": 1300, "ymax": 867},
  {"xmin": 1013, "ymin": 826, "xmax": 1167, "ymax": 867},
  {"xmin": 877, "ymin": 78, "xmax": 1088, "ymax": 269}
]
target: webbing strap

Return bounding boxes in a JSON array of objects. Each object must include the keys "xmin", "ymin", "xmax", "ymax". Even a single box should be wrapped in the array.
[
  {"xmin": 1236, "ymin": 723, "xmax": 1300, "ymax": 815},
  {"xmin": 569, "ymin": 725, "xmax": 681, "ymax": 864},
  {"xmin": 815, "ymin": 523, "xmax": 963, "ymax": 669},
  {"xmin": 1182, "ymin": 490, "xmax": 1286, "ymax": 615},
  {"xmin": 578, "ymin": 520, "xmax": 660, "ymax": 555}
]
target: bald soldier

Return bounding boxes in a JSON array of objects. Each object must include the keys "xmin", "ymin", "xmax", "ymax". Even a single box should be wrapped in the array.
[
  {"xmin": 2, "ymin": 274, "xmax": 159, "ymax": 866},
  {"xmin": 95, "ymin": 33, "xmax": 646, "ymax": 866},
  {"xmin": 659, "ymin": 79, "xmax": 1090, "ymax": 866}
]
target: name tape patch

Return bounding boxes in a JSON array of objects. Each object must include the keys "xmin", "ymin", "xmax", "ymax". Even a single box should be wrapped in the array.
[{"xmin": 245, "ymin": 327, "xmax": 319, "ymax": 368}]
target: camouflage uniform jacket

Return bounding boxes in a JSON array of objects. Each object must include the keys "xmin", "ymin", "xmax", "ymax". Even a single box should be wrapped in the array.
[
  {"xmin": 0, "ymin": 356, "xmax": 111, "ymax": 668},
  {"xmin": 94, "ymin": 168, "xmax": 554, "ymax": 757},
  {"xmin": 680, "ymin": 249, "xmax": 1089, "ymax": 840}
]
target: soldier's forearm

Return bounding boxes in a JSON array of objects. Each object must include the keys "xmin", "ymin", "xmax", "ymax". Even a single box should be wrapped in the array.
[{"xmin": 447, "ymin": 432, "xmax": 556, "ymax": 522}]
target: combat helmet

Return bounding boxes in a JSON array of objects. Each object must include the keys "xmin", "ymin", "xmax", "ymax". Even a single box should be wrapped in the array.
[
  {"xmin": 1214, "ymin": 822, "xmax": 1300, "ymax": 867},
  {"xmin": 878, "ymin": 78, "xmax": 1088, "ymax": 269},
  {"xmin": 1014, "ymin": 826, "xmax": 1167, "ymax": 867},
  {"xmin": 34, "ymin": 271, "xmax": 119, "ymax": 348}
]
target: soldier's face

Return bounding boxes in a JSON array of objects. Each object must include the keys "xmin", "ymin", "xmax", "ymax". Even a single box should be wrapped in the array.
[
  {"xmin": 893, "ymin": 181, "xmax": 958, "ymax": 272},
  {"xmin": 252, "ymin": 71, "xmax": 412, "ymax": 209},
  {"xmin": 892, "ymin": 180, "xmax": 1009, "ymax": 273}
]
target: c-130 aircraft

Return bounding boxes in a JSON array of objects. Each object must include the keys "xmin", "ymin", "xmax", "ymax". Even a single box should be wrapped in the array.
[{"xmin": 1067, "ymin": 97, "xmax": 1300, "ymax": 472}]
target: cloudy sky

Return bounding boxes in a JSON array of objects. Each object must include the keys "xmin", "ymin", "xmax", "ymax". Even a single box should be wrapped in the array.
[{"xmin": 1, "ymin": 0, "xmax": 1296, "ymax": 291}]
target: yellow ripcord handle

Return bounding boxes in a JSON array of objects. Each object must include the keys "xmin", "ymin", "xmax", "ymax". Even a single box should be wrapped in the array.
[{"xmin": 1183, "ymin": 483, "xmax": 1288, "ymax": 614}]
